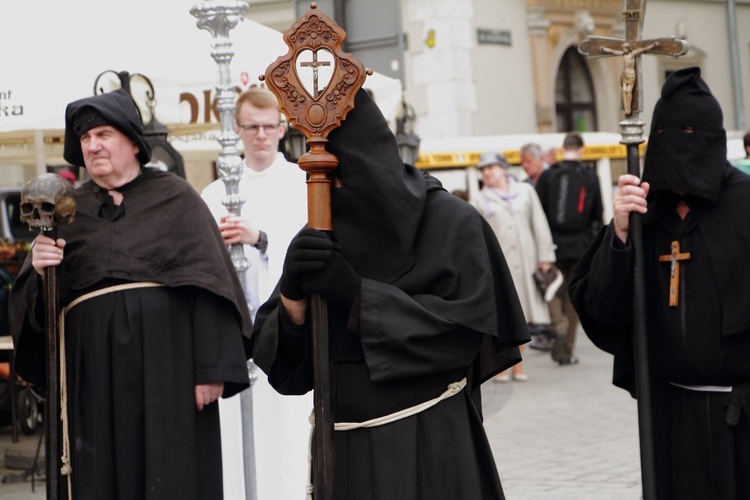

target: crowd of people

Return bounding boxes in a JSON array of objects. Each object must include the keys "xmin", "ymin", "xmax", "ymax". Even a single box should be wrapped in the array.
[{"xmin": 7, "ymin": 65, "xmax": 750, "ymax": 499}]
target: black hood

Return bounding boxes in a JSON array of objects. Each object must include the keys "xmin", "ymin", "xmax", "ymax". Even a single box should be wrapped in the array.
[
  {"xmin": 642, "ymin": 66, "xmax": 726, "ymax": 203},
  {"xmin": 326, "ymin": 89, "xmax": 427, "ymax": 283},
  {"xmin": 64, "ymin": 88, "xmax": 152, "ymax": 167}
]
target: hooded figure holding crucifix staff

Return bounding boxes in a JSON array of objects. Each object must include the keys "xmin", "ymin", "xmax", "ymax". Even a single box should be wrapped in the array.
[
  {"xmin": 251, "ymin": 87, "xmax": 530, "ymax": 499},
  {"xmin": 571, "ymin": 67, "xmax": 750, "ymax": 499}
]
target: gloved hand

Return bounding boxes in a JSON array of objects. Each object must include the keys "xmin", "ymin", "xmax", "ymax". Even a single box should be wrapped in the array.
[
  {"xmin": 279, "ymin": 228, "xmax": 333, "ymax": 300},
  {"xmin": 302, "ymin": 243, "xmax": 361, "ymax": 309},
  {"xmin": 725, "ymin": 381, "xmax": 750, "ymax": 428}
]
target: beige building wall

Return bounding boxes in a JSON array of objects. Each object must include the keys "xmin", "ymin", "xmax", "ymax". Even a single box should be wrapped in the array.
[
  {"xmin": 642, "ymin": 0, "xmax": 750, "ymax": 134},
  {"xmin": 400, "ymin": 0, "xmax": 750, "ymax": 141},
  {"xmin": 470, "ymin": 1, "xmax": 538, "ymax": 135}
]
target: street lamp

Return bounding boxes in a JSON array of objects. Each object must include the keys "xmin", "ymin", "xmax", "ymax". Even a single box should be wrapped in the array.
[
  {"xmin": 93, "ymin": 70, "xmax": 186, "ymax": 178},
  {"xmin": 395, "ymin": 99, "xmax": 420, "ymax": 165}
]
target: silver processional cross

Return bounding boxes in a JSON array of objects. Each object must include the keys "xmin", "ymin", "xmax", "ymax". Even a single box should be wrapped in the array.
[{"xmin": 578, "ymin": 0, "xmax": 688, "ymax": 119}]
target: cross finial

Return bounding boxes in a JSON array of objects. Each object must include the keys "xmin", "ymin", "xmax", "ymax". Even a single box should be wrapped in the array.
[
  {"xmin": 300, "ymin": 51, "xmax": 331, "ymax": 99},
  {"xmin": 578, "ymin": 0, "xmax": 688, "ymax": 117}
]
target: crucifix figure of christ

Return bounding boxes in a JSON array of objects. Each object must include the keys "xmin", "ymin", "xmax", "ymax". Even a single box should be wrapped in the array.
[
  {"xmin": 578, "ymin": 0, "xmax": 688, "ymax": 117},
  {"xmin": 658, "ymin": 240, "xmax": 691, "ymax": 307},
  {"xmin": 300, "ymin": 50, "xmax": 331, "ymax": 99},
  {"xmin": 600, "ymin": 41, "xmax": 658, "ymax": 115}
]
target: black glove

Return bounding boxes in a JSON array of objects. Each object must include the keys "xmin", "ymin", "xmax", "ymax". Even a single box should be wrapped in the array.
[
  {"xmin": 302, "ymin": 244, "xmax": 361, "ymax": 309},
  {"xmin": 279, "ymin": 228, "xmax": 333, "ymax": 301},
  {"xmin": 725, "ymin": 381, "xmax": 750, "ymax": 428}
]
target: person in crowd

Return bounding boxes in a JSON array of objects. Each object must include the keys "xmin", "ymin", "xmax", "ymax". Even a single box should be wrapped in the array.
[
  {"xmin": 473, "ymin": 150, "xmax": 556, "ymax": 381},
  {"xmin": 734, "ymin": 130, "xmax": 750, "ymax": 175},
  {"xmin": 201, "ymin": 86, "xmax": 310, "ymax": 499},
  {"xmin": 251, "ymin": 88, "xmax": 529, "ymax": 500},
  {"xmin": 570, "ymin": 66, "xmax": 750, "ymax": 500},
  {"xmin": 519, "ymin": 142, "xmax": 547, "ymax": 187},
  {"xmin": 535, "ymin": 132, "xmax": 602, "ymax": 365},
  {"xmin": 519, "ymin": 141, "xmax": 556, "ymax": 351},
  {"xmin": 10, "ymin": 88, "xmax": 251, "ymax": 499}
]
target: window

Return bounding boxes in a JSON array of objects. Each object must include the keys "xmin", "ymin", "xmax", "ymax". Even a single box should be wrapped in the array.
[{"xmin": 555, "ymin": 47, "xmax": 598, "ymax": 132}]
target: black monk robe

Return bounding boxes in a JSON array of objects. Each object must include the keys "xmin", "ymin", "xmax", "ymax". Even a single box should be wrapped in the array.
[
  {"xmin": 252, "ymin": 89, "xmax": 529, "ymax": 500},
  {"xmin": 570, "ymin": 166, "xmax": 750, "ymax": 499},
  {"xmin": 10, "ymin": 169, "xmax": 252, "ymax": 500}
]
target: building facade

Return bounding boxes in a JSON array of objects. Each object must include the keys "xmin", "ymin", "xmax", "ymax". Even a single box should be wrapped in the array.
[{"xmin": 266, "ymin": 0, "xmax": 750, "ymax": 141}]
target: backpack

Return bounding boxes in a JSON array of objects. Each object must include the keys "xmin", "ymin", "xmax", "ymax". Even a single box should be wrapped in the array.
[{"xmin": 541, "ymin": 161, "xmax": 597, "ymax": 233}]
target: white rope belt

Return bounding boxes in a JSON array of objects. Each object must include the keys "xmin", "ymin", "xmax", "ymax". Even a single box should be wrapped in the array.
[
  {"xmin": 58, "ymin": 281, "xmax": 165, "ymax": 498},
  {"xmin": 670, "ymin": 382, "xmax": 732, "ymax": 393},
  {"xmin": 304, "ymin": 377, "xmax": 467, "ymax": 499}
]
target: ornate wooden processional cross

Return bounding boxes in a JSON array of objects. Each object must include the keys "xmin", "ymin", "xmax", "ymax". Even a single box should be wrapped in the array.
[
  {"xmin": 658, "ymin": 241, "xmax": 691, "ymax": 307},
  {"xmin": 261, "ymin": 3, "xmax": 371, "ymax": 499},
  {"xmin": 578, "ymin": 0, "xmax": 688, "ymax": 118}
]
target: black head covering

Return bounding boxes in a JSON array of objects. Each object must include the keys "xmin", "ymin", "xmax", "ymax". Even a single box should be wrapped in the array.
[
  {"xmin": 642, "ymin": 66, "xmax": 727, "ymax": 203},
  {"xmin": 63, "ymin": 88, "xmax": 152, "ymax": 167},
  {"xmin": 326, "ymin": 89, "xmax": 427, "ymax": 283}
]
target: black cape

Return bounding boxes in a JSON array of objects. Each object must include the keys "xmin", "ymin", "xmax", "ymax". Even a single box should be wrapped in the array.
[
  {"xmin": 570, "ymin": 165, "xmax": 750, "ymax": 498},
  {"xmin": 252, "ymin": 89, "xmax": 528, "ymax": 500},
  {"xmin": 10, "ymin": 169, "xmax": 252, "ymax": 499}
]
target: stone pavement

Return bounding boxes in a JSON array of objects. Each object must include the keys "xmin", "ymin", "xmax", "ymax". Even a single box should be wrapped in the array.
[
  {"xmin": 0, "ymin": 425, "xmax": 45, "ymax": 500},
  {"xmin": 0, "ymin": 328, "xmax": 643, "ymax": 500},
  {"xmin": 482, "ymin": 329, "xmax": 643, "ymax": 500}
]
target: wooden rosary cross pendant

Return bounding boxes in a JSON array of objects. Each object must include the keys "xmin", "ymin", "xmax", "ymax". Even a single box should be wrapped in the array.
[{"xmin": 658, "ymin": 240, "xmax": 691, "ymax": 307}]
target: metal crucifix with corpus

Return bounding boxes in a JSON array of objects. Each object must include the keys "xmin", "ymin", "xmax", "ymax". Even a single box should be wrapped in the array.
[
  {"xmin": 260, "ymin": 3, "xmax": 371, "ymax": 499},
  {"xmin": 579, "ymin": 2, "xmax": 688, "ymax": 499},
  {"xmin": 579, "ymin": 0, "xmax": 688, "ymax": 122}
]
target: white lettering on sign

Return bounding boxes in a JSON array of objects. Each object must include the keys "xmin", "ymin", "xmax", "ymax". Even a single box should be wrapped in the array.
[{"xmin": 477, "ymin": 29, "xmax": 512, "ymax": 46}]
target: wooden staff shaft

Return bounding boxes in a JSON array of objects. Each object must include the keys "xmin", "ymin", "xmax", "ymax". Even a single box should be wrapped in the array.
[
  {"xmin": 44, "ymin": 227, "xmax": 62, "ymax": 500},
  {"xmin": 262, "ymin": 7, "xmax": 369, "ymax": 496},
  {"xmin": 310, "ymin": 293, "xmax": 333, "ymax": 500},
  {"xmin": 626, "ymin": 144, "xmax": 657, "ymax": 500},
  {"xmin": 303, "ymin": 148, "xmax": 336, "ymax": 500}
]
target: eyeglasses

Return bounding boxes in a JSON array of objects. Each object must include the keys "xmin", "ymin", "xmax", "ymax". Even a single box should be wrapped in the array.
[{"xmin": 237, "ymin": 123, "xmax": 281, "ymax": 135}]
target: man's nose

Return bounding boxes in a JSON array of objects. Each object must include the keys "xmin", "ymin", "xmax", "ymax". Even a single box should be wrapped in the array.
[{"xmin": 85, "ymin": 137, "xmax": 102, "ymax": 151}]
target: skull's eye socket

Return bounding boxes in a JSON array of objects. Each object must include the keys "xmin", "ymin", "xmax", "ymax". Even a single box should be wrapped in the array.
[
  {"xmin": 20, "ymin": 203, "xmax": 34, "ymax": 215},
  {"xmin": 41, "ymin": 202, "xmax": 55, "ymax": 213}
]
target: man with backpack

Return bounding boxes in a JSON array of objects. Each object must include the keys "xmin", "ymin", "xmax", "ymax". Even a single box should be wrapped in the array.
[{"xmin": 535, "ymin": 133, "xmax": 603, "ymax": 365}]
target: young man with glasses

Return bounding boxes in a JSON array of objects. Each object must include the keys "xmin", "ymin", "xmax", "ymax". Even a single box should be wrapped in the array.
[{"xmin": 201, "ymin": 87, "xmax": 309, "ymax": 500}]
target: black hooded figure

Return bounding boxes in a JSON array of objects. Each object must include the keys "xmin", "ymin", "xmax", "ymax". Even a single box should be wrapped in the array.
[
  {"xmin": 570, "ymin": 66, "xmax": 750, "ymax": 499},
  {"xmin": 251, "ymin": 89, "xmax": 529, "ymax": 500}
]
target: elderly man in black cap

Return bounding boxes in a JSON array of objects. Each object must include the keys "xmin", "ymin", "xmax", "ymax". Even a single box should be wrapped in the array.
[
  {"xmin": 571, "ymin": 67, "xmax": 750, "ymax": 498},
  {"xmin": 10, "ymin": 88, "xmax": 252, "ymax": 499}
]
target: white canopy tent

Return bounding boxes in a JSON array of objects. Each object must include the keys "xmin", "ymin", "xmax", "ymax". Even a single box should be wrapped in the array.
[{"xmin": 0, "ymin": 0, "xmax": 402, "ymax": 173}]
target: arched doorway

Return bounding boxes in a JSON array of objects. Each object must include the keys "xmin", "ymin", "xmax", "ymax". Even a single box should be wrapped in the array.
[{"xmin": 555, "ymin": 46, "xmax": 598, "ymax": 132}]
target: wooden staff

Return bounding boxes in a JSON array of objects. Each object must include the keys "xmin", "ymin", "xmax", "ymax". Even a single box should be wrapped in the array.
[
  {"xmin": 261, "ymin": 3, "xmax": 370, "ymax": 499},
  {"xmin": 43, "ymin": 226, "xmax": 62, "ymax": 500},
  {"xmin": 20, "ymin": 172, "xmax": 77, "ymax": 499}
]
